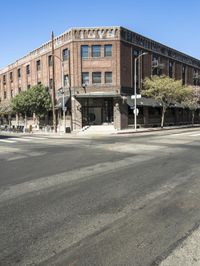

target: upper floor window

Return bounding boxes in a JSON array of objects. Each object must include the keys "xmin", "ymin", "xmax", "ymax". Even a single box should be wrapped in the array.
[
  {"xmin": 182, "ymin": 65, "xmax": 186, "ymax": 85},
  {"xmin": 3, "ymin": 75, "xmax": 6, "ymax": 84},
  {"xmin": 4, "ymin": 90, "xmax": 6, "ymax": 99},
  {"xmin": 26, "ymin": 65, "xmax": 30, "ymax": 75},
  {"xmin": 152, "ymin": 54, "xmax": 159, "ymax": 76},
  {"xmin": 18, "ymin": 87, "xmax": 21, "ymax": 93},
  {"xmin": 48, "ymin": 55, "xmax": 53, "ymax": 66},
  {"xmin": 17, "ymin": 68, "xmax": 21, "ymax": 78},
  {"xmin": 11, "ymin": 89, "xmax": 13, "ymax": 98},
  {"xmin": 81, "ymin": 45, "xmax": 89, "ymax": 58},
  {"xmin": 49, "ymin": 78, "xmax": 53, "ymax": 90},
  {"xmin": 92, "ymin": 72, "xmax": 101, "ymax": 84},
  {"xmin": 64, "ymin": 74, "xmax": 69, "ymax": 87},
  {"xmin": 10, "ymin": 72, "xmax": 13, "ymax": 82},
  {"xmin": 105, "ymin": 72, "xmax": 112, "ymax": 84},
  {"xmin": 193, "ymin": 69, "xmax": 198, "ymax": 86},
  {"xmin": 169, "ymin": 61, "xmax": 174, "ymax": 78},
  {"xmin": 27, "ymin": 84, "xmax": 31, "ymax": 89},
  {"xmin": 62, "ymin": 48, "xmax": 69, "ymax": 61},
  {"xmin": 82, "ymin": 72, "xmax": 89, "ymax": 86},
  {"xmin": 36, "ymin": 60, "xmax": 41, "ymax": 71},
  {"xmin": 92, "ymin": 45, "xmax": 101, "ymax": 57},
  {"xmin": 104, "ymin": 45, "xmax": 112, "ymax": 57}
]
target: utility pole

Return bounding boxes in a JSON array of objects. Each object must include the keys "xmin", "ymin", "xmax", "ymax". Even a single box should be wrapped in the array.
[
  {"xmin": 51, "ymin": 31, "xmax": 57, "ymax": 132},
  {"xmin": 133, "ymin": 52, "xmax": 148, "ymax": 131}
]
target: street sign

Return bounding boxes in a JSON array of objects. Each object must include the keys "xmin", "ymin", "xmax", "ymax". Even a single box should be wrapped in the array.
[
  {"xmin": 133, "ymin": 108, "xmax": 139, "ymax": 115},
  {"xmin": 131, "ymin": 94, "xmax": 141, "ymax": 99}
]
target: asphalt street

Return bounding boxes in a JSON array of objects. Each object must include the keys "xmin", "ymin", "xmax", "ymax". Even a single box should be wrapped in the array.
[{"xmin": 1, "ymin": 128, "xmax": 200, "ymax": 266}]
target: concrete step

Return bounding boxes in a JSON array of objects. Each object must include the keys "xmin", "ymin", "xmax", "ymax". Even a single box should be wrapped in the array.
[{"xmin": 78, "ymin": 125, "xmax": 116, "ymax": 135}]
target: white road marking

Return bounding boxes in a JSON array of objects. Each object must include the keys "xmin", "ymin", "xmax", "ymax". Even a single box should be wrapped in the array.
[
  {"xmin": 170, "ymin": 131, "xmax": 200, "ymax": 137},
  {"xmin": 9, "ymin": 138, "xmax": 31, "ymax": 142},
  {"xmin": 7, "ymin": 155, "xmax": 27, "ymax": 161},
  {"xmin": 189, "ymin": 133, "xmax": 200, "ymax": 136},
  {"xmin": 0, "ymin": 154, "xmax": 153, "ymax": 202},
  {"xmin": 0, "ymin": 139, "xmax": 16, "ymax": 143},
  {"xmin": 23, "ymin": 136, "xmax": 46, "ymax": 140}
]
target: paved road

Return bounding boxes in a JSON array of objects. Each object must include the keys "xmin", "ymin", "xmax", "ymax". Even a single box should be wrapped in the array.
[{"xmin": 1, "ymin": 128, "xmax": 200, "ymax": 266}]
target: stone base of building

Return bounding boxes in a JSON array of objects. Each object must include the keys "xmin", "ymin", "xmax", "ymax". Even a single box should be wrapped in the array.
[{"xmin": 1, "ymin": 99, "xmax": 200, "ymax": 132}]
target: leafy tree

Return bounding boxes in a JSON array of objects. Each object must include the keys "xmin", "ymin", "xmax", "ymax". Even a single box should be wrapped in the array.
[
  {"xmin": 141, "ymin": 75, "xmax": 184, "ymax": 128},
  {"xmin": 11, "ymin": 85, "xmax": 52, "ymax": 129},
  {"xmin": 27, "ymin": 84, "xmax": 52, "ymax": 118},
  {"xmin": 11, "ymin": 90, "xmax": 30, "ymax": 116},
  {"xmin": 11, "ymin": 85, "xmax": 51, "ymax": 118},
  {"xmin": 182, "ymin": 86, "xmax": 200, "ymax": 125}
]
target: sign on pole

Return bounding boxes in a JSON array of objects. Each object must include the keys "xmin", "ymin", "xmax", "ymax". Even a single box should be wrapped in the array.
[
  {"xmin": 133, "ymin": 108, "xmax": 139, "ymax": 116},
  {"xmin": 131, "ymin": 94, "xmax": 141, "ymax": 99}
]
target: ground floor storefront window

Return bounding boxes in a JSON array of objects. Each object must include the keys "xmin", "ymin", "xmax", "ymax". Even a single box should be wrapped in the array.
[{"xmin": 81, "ymin": 98, "xmax": 113, "ymax": 126}]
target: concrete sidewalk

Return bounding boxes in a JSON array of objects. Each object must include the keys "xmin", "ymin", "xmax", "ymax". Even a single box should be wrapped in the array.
[
  {"xmin": 160, "ymin": 225, "xmax": 200, "ymax": 266},
  {"xmin": 1, "ymin": 124, "xmax": 200, "ymax": 138},
  {"xmin": 117, "ymin": 124, "xmax": 200, "ymax": 135}
]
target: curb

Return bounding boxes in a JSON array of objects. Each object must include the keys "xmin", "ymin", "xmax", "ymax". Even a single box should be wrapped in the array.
[{"xmin": 116, "ymin": 125, "xmax": 200, "ymax": 135}]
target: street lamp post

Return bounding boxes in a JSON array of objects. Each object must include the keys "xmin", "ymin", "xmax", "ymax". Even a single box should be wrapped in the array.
[{"xmin": 134, "ymin": 52, "xmax": 148, "ymax": 131}]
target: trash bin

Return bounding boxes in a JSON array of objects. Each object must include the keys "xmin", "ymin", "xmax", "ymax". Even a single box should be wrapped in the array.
[{"xmin": 65, "ymin": 127, "xmax": 71, "ymax": 133}]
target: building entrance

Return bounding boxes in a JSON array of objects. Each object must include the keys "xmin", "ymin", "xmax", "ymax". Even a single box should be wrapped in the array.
[{"xmin": 82, "ymin": 98, "xmax": 113, "ymax": 127}]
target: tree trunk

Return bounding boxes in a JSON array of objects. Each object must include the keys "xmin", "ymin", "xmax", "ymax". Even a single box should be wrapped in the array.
[
  {"xmin": 24, "ymin": 113, "xmax": 27, "ymax": 133},
  {"xmin": 161, "ymin": 105, "xmax": 166, "ymax": 128},
  {"xmin": 192, "ymin": 111, "xmax": 195, "ymax": 126}
]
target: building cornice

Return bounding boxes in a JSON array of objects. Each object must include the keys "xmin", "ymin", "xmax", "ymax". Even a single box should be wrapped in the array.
[
  {"xmin": 1, "ymin": 26, "xmax": 200, "ymax": 74},
  {"xmin": 120, "ymin": 27, "xmax": 200, "ymax": 69},
  {"xmin": 0, "ymin": 26, "xmax": 120, "ymax": 74}
]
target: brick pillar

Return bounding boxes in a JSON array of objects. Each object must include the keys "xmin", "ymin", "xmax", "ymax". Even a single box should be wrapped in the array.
[
  {"xmin": 71, "ymin": 97, "xmax": 82, "ymax": 130},
  {"xmin": 143, "ymin": 106, "xmax": 149, "ymax": 126},
  {"xmin": 114, "ymin": 98, "xmax": 128, "ymax": 130}
]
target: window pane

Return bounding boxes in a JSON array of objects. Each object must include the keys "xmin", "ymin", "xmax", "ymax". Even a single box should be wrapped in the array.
[
  {"xmin": 18, "ymin": 68, "xmax": 21, "ymax": 78},
  {"xmin": 36, "ymin": 60, "xmax": 41, "ymax": 71},
  {"xmin": 49, "ymin": 78, "xmax": 53, "ymax": 89},
  {"xmin": 26, "ymin": 65, "xmax": 30, "ymax": 75},
  {"xmin": 82, "ymin": 72, "xmax": 89, "ymax": 85},
  {"xmin": 81, "ymin": 46, "xmax": 89, "ymax": 58},
  {"xmin": 64, "ymin": 74, "xmax": 69, "ymax": 87},
  {"xmin": 92, "ymin": 45, "xmax": 101, "ymax": 57},
  {"xmin": 63, "ymin": 49, "xmax": 68, "ymax": 61},
  {"xmin": 104, "ymin": 45, "xmax": 112, "ymax": 57},
  {"xmin": 92, "ymin": 72, "xmax": 101, "ymax": 84},
  {"xmin": 10, "ymin": 72, "xmax": 13, "ymax": 81},
  {"xmin": 105, "ymin": 72, "xmax": 112, "ymax": 83},
  {"xmin": 48, "ymin": 55, "xmax": 52, "ymax": 66}
]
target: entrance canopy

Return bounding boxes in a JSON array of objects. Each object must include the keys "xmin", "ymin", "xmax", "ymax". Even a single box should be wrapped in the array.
[
  {"xmin": 127, "ymin": 96, "xmax": 162, "ymax": 107},
  {"xmin": 75, "ymin": 92, "xmax": 120, "ymax": 98},
  {"xmin": 127, "ymin": 96, "xmax": 191, "ymax": 108}
]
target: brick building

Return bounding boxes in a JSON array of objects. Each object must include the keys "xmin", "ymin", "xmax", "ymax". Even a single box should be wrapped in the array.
[{"xmin": 1, "ymin": 26, "xmax": 200, "ymax": 131}]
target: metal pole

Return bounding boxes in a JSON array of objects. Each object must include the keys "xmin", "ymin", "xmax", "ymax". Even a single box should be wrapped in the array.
[
  {"xmin": 61, "ymin": 62, "xmax": 66, "ymax": 133},
  {"xmin": 133, "ymin": 52, "xmax": 148, "ymax": 131},
  {"xmin": 134, "ymin": 57, "xmax": 137, "ymax": 131},
  {"xmin": 51, "ymin": 31, "xmax": 57, "ymax": 133}
]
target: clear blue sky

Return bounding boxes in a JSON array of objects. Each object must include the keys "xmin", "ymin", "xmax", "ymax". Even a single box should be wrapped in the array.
[{"xmin": 1, "ymin": 0, "xmax": 200, "ymax": 68}]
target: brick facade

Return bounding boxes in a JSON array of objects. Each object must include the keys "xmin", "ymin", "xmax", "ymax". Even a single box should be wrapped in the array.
[{"xmin": 1, "ymin": 26, "xmax": 200, "ymax": 130}]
